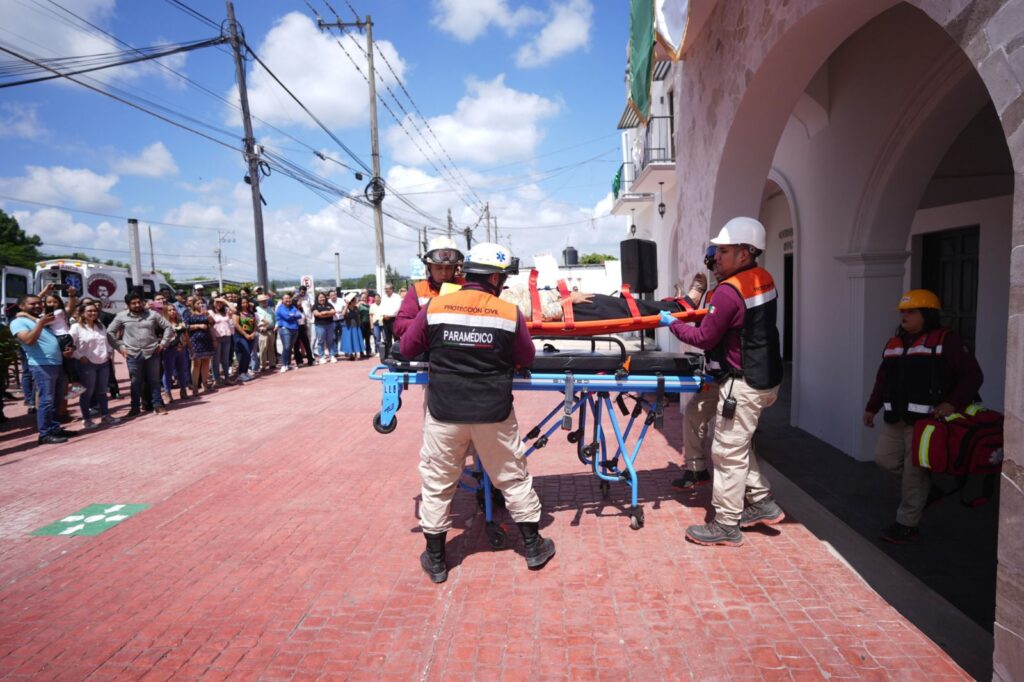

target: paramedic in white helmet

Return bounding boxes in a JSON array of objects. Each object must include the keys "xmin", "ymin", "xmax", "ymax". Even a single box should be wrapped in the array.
[
  {"xmin": 401, "ymin": 242, "xmax": 555, "ymax": 583},
  {"xmin": 393, "ymin": 236, "xmax": 465, "ymax": 340},
  {"xmin": 660, "ymin": 217, "xmax": 786, "ymax": 547}
]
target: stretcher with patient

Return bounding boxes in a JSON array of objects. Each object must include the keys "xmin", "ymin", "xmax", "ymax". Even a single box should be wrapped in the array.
[{"xmin": 369, "ymin": 319, "xmax": 707, "ymax": 544}]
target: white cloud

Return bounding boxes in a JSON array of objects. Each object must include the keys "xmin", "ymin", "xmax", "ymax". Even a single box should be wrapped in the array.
[
  {"xmin": 112, "ymin": 142, "xmax": 179, "ymax": 178},
  {"xmin": 233, "ymin": 12, "xmax": 406, "ymax": 131},
  {"xmin": 385, "ymin": 75, "xmax": 560, "ymax": 166},
  {"xmin": 13, "ymin": 209, "xmax": 128, "ymax": 254},
  {"xmin": 0, "ymin": 102, "xmax": 46, "ymax": 140},
  {"xmin": 516, "ymin": 0, "xmax": 593, "ymax": 68},
  {"xmin": 0, "ymin": 166, "xmax": 119, "ymax": 211},
  {"xmin": 432, "ymin": 0, "xmax": 544, "ymax": 42}
]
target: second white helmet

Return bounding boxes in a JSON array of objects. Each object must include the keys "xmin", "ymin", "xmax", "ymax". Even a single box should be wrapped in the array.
[
  {"xmin": 710, "ymin": 217, "xmax": 766, "ymax": 251},
  {"xmin": 423, "ymin": 236, "xmax": 464, "ymax": 265}
]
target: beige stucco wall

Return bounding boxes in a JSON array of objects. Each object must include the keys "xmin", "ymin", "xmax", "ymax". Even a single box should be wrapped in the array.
[{"xmin": 669, "ymin": 0, "xmax": 1024, "ymax": 676}]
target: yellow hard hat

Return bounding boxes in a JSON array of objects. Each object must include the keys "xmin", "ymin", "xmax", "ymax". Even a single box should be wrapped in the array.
[{"xmin": 897, "ymin": 289, "xmax": 941, "ymax": 311}]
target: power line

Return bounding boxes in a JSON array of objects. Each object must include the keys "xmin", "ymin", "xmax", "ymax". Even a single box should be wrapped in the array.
[
  {"xmin": 38, "ymin": 0, "xmax": 329, "ymax": 162},
  {"xmin": 0, "ymin": 36, "xmax": 225, "ymax": 88},
  {"xmin": 242, "ymin": 42, "xmax": 372, "ymax": 175},
  {"xmin": 0, "ymin": 43, "xmax": 243, "ymax": 152}
]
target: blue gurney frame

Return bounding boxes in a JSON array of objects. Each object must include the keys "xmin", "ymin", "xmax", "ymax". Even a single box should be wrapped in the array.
[{"xmin": 368, "ymin": 351, "xmax": 703, "ymax": 545}]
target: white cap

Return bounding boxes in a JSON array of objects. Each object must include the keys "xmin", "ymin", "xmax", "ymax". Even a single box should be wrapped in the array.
[
  {"xmin": 710, "ymin": 217, "xmax": 766, "ymax": 250},
  {"xmin": 193, "ymin": 283, "xmax": 205, "ymax": 290}
]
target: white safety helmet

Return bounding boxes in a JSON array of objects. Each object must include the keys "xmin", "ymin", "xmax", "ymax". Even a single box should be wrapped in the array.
[
  {"xmin": 422, "ymin": 236, "xmax": 464, "ymax": 265},
  {"xmin": 710, "ymin": 217, "xmax": 766, "ymax": 251},
  {"xmin": 462, "ymin": 242, "xmax": 519, "ymax": 275}
]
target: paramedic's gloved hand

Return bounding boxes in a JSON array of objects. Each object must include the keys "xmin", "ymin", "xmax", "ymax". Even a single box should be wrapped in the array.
[
  {"xmin": 932, "ymin": 402, "xmax": 956, "ymax": 419},
  {"xmin": 659, "ymin": 310, "xmax": 676, "ymax": 327}
]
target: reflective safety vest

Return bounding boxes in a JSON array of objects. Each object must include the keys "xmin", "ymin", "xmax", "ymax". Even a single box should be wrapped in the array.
[
  {"xmin": 425, "ymin": 287, "xmax": 519, "ymax": 423},
  {"xmin": 705, "ymin": 266, "xmax": 783, "ymax": 390},
  {"xmin": 414, "ymin": 277, "xmax": 465, "ymax": 307},
  {"xmin": 881, "ymin": 328, "xmax": 948, "ymax": 424}
]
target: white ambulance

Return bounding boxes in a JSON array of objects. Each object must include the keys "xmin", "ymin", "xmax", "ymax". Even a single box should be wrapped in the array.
[{"xmin": 32, "ymin": 259, "xmax": 171, "ymax": 313}]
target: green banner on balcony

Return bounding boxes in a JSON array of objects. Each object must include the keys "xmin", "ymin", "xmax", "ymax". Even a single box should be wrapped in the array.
[{"xmin": 628, "ymin": 0, "xmax": 655, "ymax": 123}]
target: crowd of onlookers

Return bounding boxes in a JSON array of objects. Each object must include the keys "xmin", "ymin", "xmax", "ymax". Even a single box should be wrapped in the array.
[{"xmin": 0, "ymin": 281, "xmax": 408, "ymax": 445}]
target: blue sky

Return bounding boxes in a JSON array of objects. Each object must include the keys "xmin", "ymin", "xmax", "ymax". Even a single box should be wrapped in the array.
[{"xmin": 0, "ymin": 0, "xmax": 631, "ymax": 283}]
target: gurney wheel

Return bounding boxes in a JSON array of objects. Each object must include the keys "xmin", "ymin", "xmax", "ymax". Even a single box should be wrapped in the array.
[
  {"xmin": 372, "ymin": 412, "xmax": 397, "ymax": 434},
  {"xmin": 567, "ymin": 431, "xmax": 579, "ymax": 444},
  {"xmin": 629, "ymin": 506, "xmax": 645, "ymax": 531},
  {"xmin": 599, "ymin": 480, "xmax": 610, "ymax": 498},
  {"xmin": 485, "ymin": 522, "xmax": 508, "ymax": 551}
]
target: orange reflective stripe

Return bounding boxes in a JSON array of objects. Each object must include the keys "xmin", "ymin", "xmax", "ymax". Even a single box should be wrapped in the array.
[{"xmin": 721, "ymin": 268, "xmax": 777, "ymax": 308}]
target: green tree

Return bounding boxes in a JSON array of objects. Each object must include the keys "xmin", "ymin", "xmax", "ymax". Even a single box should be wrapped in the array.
[
  {"xmin": 0, "ymin": 209, "xmax": 43, "ymax": 269},
  {"xmin": 579, "ymin": 253, "xmax": 617, "ymax": 265}
]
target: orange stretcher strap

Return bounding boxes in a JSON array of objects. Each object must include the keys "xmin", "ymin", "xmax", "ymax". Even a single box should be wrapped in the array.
[
  {"xmin": 556, "ymin": 279, "xmax": 575, "ymax": 331},
  {"xmin": 528, "ymin": 269, "xmax": 543, "ymax": 325},
  {"xmin": 525, "ymin": 307, "xmax": 706, "ymax": 337},
  {"xmin": 620, "ymin": 284, "xmax": 642, "ymax": 323}
]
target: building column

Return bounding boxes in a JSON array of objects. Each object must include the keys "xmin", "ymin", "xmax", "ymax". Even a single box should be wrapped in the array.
[
  {"xmin": 994, "ymin": 173, "xmax": 1024, "ymax": 680},
  {"xmin": 834, "ymin": 251, "xmax": 909, "ymax": 461}
]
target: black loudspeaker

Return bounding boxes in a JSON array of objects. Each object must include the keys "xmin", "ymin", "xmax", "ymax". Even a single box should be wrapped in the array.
[{"xmin": 620, "ymin": 239, "xmax": 658, "ymax": 293}]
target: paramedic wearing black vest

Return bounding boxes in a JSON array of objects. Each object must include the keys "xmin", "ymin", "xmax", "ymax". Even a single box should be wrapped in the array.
[
  {"xmin": 661, "ymin": 217, "xmax": 785, "ymax": 547},
  {"xmin": 863, "ymin": 289, "xmax": 983, "ymax": 544},
  {"xmin": 401, "ymin": 242, "xmax": 555, "ymax": 583}
]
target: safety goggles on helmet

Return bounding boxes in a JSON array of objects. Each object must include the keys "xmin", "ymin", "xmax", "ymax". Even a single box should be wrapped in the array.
[
  {"xmin": 704, "ymin": 245, "xmax": 717, "ymax": 271},
  {"xmin": 424, "ymin": 248, "xmax": 463, "ymax": 265}
]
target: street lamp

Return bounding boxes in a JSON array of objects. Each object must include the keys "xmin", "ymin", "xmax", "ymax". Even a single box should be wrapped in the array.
[
  {"xmin": 658, "ymin": 182, "xmax": 666, "ymax": 219},
  {"xmin": 630, "ymin": 208, "xmax": 637, "ymax": 236}
]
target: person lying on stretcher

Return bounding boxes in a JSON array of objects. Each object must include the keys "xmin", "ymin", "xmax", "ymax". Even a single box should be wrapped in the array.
[{"xmin": 497, "ymin": 274, "xmax": 708, "ymax": 322}]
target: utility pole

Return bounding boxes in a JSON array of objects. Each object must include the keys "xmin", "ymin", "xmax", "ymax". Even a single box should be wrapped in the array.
[
  {"xmin": 447, "ymin": 209, "xmax": 453, "ymax": 238},
  {"xmin": 127, "ymin": 218, "xmax": 142, "ymax": 288},
  {"xmin": 147, "ymin": 225, "xmax": 156, "ymax": 273},
  {"xmin": 317, "ymin": 14, "xmax": 387, "ymax": 293},
  {"xmin": 463, "ymin": 226, "xmax": 473, "ymax": 252},
  {"xmin": 484, "ymin": 202, "xmax": 491, "ymax": 242},
  {"xmin": 420, "ymin": 226, "xmax": 428, "ymax": 257},
  {"xmin": 334, "ymin": 252, "xmax": 341, "ymax": 289},
  {"xmin": 215, "ymin": 229, "xmax": 234, "ymax": 293},
  {"xmin": 226, "ymin": 1, "xmax": 269, "ymax": 291}
]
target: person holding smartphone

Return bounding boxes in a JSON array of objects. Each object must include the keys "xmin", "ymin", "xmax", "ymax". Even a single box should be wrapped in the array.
[{"xmin": 10, "ymin": 295, "xmax": 77, "ymax": 444}]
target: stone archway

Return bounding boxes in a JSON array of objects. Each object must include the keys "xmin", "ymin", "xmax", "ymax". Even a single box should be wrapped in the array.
[{"xmin": 673, "ymin": 0, "xmax": 1023, "ymax": 676}]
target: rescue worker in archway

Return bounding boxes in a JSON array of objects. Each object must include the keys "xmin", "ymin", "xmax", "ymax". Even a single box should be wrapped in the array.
[
  {"xmin": 661, "ymin": 217, "xmax": 786, "ymax": 546},
  {"xmin": 400, "ymin": 242, "xmax": 555, "ymax": 582},
  {"xmin": 393, "ymin": 236, "xmax": 465, "ymax": 341},
  {"xmin": 862, "ymin": 289, "xmax": 983, "ymax": 544},
  {"xmin": 673, "ymin": 245, "xmax": 722, "ymax": 491}
]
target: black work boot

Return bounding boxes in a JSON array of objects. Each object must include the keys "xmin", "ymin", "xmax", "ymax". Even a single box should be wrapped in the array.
[
  {"xmin": 517, "ymin": 522, "xmax": 556, "ymax": 570},
  {"xmin": 671, "ymin": 469, "xmax": 711, "ymax": 490},
  {"xmin": 420, "ymin": 532, "xmax": 448, "ymax": 583},
  {"xmin": 740, "ymin": 495, "xmax": 785, "ymax": 528},
  {"xmin": 685, "ymin": 521, "xmax": 743, "ymax": 547}
]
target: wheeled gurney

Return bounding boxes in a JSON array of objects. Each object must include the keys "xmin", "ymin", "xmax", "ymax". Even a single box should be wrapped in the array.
[{"xmin": 368, "ymin": 337, "xmax": 704, "ymax": 544}]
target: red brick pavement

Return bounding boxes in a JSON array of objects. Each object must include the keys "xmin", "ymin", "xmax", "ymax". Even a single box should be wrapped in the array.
[{"xmin": 0, "ymin": 359, "xmax": 970, "ymax": 680}]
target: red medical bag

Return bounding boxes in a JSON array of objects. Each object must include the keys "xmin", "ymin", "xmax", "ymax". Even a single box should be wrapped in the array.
[{"xmin": 912, "ymin": 406, "xmax": 1004, "ymax": 476}]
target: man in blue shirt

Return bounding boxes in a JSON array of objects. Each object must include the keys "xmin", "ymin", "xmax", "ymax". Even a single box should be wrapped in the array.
[
  {"xmin": 274, "ymin": 292, "xmax": 304, "ymax": 373},
  {"xmin": 10, "ymin": 295, "xmax": 76, "ymax": 444}
]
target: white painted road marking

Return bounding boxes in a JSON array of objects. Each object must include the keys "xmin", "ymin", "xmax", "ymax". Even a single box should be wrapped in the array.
[
  {"xmin": 60, "ymin": 515, "xmax": 85, "ymax": 523},
  {"xmin": 104, "ymin": 505, "xmax": 125, "ymax": 513},
  {"xmin": 60, "ymin": 525, "xmax": 84, "ymax": 535}
]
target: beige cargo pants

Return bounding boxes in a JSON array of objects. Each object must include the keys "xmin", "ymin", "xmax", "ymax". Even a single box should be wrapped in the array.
[
  {"xmin": 419, "ymin": 408, "xmax": 542, "ymax": 535},
  {"xmin": 683, "ymin": 382, "xmax": 720, "ymax": 472},
  {"xmin": 874, "ymin": 421, "xmax": 930, "ymax": 527},
  {"xmin": 710, "ymin": 377, "xmax": 778, "ymax": 525}
]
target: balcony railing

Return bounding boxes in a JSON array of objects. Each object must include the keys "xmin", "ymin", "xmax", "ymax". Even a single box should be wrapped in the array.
[{"xmin": 639, "ymin": 116, "xmax": 674, "ymax": 171}]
